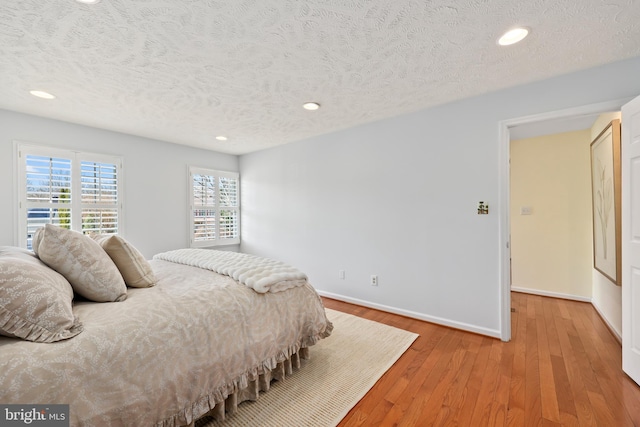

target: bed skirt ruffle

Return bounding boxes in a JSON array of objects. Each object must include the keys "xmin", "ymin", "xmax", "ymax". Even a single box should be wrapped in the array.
[
  {"xmin": 157, "ymin": 325, "xmax": 332, "ymax": 427},
  {"xmin": 191, "ymin": 347, "xmax": 309, "ymax": 426}
]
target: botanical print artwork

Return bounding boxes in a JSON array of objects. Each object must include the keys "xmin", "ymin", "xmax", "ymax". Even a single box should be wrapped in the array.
[
  {"xmin": 594, "ymin": 158, "xmax": 613, "ymax": 260},
  {"xmin": 590, "ymin": 119, "xmax": 621, "ymax": 285}
]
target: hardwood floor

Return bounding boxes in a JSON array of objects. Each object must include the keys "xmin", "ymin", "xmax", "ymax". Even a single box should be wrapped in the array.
[{"xmin": 322, "ymin": 292, "xmax": 640, "ymax": 426}]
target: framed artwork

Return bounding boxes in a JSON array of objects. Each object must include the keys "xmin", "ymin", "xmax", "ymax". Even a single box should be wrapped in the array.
[{"xmin": 590, "ymin": 119, "xmax": 622, "ymax": 285}]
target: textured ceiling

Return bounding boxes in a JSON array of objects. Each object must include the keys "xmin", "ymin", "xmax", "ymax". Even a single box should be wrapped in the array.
[{"xmin": 1, "ymin": 0, "xmax": 639, "ymax": 155}]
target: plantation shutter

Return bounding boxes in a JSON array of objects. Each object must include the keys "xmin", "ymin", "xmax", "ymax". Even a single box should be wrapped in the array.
[
  {"xmin": 218, "ymin": 175, "xmax": 239, "ymax": 239},
  {"xmin": 17, "ymin": 143, "xmax": 123, "ymax": 249},
  {"xmin": 81, "ymin": 160, "xmax": 119, "ymax": 234},
  {"xmin": 192, "ymin": 173, "xmax": 216, "ymax": 242},
  {"xmin": 24, "ymin": 154, "xmax": 72, "ymax": 249},
  {"xmin": 190, "ymin": 167, "xmax": 240, "ymax": 247}
]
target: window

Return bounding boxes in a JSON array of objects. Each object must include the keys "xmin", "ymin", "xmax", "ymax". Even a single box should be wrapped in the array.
[
  {"xmin": 16, "ymin": 143, "xmax": 123, "ymax": 249},
  {"xmin": 189, "ymin": 167, "xmax": 240, "ymax": 247}
]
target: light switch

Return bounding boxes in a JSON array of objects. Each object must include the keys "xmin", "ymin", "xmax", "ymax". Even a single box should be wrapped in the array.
[{"xmin": 520, "ymin": 206, "xmax": 532, "ymax": 215}]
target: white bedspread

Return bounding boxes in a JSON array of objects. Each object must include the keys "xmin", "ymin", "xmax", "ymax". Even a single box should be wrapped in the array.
[{"xmin": 153, "ymin": 249, "xmax": 308, "ymax": 293}]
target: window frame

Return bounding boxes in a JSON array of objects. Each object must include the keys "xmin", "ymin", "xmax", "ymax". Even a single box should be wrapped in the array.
[
  {"xmin": 189, "ymin": 166, "xmax": 240, "ymax": 247},
  {"xmin": 15, "ymin": 142, "xmax": 124, "ymax": 249}
]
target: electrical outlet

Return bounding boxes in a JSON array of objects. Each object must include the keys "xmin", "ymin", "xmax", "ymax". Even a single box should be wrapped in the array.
[
  {"xmin": 339, "ymin": 270, "xmax": 345, "ymax": 279},
  {"xmin": 370, "ymin": 275, "xmax": 378, "ymax": 286}
]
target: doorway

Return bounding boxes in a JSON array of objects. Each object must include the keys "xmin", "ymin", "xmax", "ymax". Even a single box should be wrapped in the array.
[
  {"xmin": 497, "ymin": 98, "xmax": 632, "ymax": 341},
  {"xmin": 509, "ymin": 120, "xmax": 595, "ymax": 302}
]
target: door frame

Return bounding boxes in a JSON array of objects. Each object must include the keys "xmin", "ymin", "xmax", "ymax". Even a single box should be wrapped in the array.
[{"xmin": 497, "ymin": 97, "xmax": 634, "ymax": 341}]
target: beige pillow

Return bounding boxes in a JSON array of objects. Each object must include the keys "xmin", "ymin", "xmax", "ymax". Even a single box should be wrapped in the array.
[
  {"xmin": 33, "ymin": 224, "xmax": 127, "ymax": 302},
  {"xmin": 0, "ymin": 246, "xmax": 83, "ymax": 342},
  {"xmin": 90, "ymin": 234, "xmax": 157, "ymax": 288}
]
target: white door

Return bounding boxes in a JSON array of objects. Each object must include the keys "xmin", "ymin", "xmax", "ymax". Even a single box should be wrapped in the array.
[{"xmin": 622, "ymin": 94, "xmax": 640, "ymax": 385}]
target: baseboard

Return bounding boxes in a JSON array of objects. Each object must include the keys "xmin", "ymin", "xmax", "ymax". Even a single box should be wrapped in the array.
[
  {"xmin": 591, "ymin": 299, "xmax": 622, "ymax": 344},
  {"xmin": 510, "ymin": 286, "xmax": 591, "ymax": 302},
  {"xmin": 316, "ymin": 290, "xmax": 501, "ymax": 339}
]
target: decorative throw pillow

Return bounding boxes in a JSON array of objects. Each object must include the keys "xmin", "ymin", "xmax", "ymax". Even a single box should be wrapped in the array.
[
  {"xmin": 32, "ymin": 224, "xmax": 127, "ymax": 302},
  {"xmin": 90, "ymin": 234, "xmax": 157, "ymax": 288},
  {"xmin": 0, "ymin": 246, "xmax": 83, "ymax": 342}
]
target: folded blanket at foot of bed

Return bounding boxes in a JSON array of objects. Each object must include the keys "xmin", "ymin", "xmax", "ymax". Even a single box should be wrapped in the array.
[{"xmin": 153, "ymin": 248, "xmax": 308, "ymax": 293}]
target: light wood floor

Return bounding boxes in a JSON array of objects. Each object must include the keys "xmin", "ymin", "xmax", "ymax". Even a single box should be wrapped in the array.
[{"xmin": 322, "ymin": 292, "xmax": 640, "ymax": 426}]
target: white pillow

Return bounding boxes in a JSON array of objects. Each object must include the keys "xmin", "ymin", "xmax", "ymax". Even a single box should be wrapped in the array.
[
  {"xmin": 0, "ymin": 246, "xmax": 83, "ymax": 342},
  {"xmin": 33, "ymin": 224, "xmax": 127, "ymax": 302}
]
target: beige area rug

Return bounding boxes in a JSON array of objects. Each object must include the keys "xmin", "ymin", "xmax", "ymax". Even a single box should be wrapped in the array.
[{"xmin": 198, "ymin": 308, "xmax": 418, "ymax": 427}]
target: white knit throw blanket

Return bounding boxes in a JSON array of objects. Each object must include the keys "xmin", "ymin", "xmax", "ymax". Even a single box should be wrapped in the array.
[{"xmin": 153, "ymin": 249, "xmax": 308, "ymax": 293}]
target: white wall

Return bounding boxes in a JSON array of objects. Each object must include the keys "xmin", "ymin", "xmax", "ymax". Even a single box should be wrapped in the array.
[
  {"xmin": 0, "ymin": 109, "xmax": 239, "ymax": 258},
  {"xmin": 591, "ymin": 111, "xmax": 623, "ymax": 338},
  {"xmin": 239, "ymin": 56, "xmax": 640, "ymax": 337},
  {"xmin": 510, "ymin": 130, "xmax": 593, "ymax": 300}
]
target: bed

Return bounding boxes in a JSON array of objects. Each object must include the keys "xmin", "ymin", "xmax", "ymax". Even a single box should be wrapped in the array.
[{"xmin": 0, "ymin": 225, "xmax": 332, "ymax": 426}]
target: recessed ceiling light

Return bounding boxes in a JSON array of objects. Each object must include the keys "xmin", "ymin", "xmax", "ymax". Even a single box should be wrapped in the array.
[
  {"xmin": 29, "ymin": 90, "xmax": 56, "ymax": 100},
  {"xmin": 303, "ymin": 102, "xmax": 321, "ymax": 111},
  {"xmin": 215, "ymin": 136, "xmax": 228, "ymax": 141},
  {"xmin": 76, "ymin": 0, "xmax": 101, "ymax": 4},
  {"xmin": 498, "ymin": 27, "xmax": 530, "ymax": 46}
]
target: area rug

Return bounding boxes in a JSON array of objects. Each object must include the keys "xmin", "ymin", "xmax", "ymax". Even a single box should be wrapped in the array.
[{"xmin": 197, "ymin": 308, "xmax": 418, "ymax": 427}]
